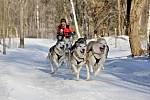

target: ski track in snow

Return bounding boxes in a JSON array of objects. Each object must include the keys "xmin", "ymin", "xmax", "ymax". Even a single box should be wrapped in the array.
[{"xmin": 0, "ymin": 38, "xmax": 150, "ymax": 100}]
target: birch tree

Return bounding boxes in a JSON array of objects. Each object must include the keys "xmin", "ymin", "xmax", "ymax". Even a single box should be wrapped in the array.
[
  {"xmin": 70, "ymin": 0, "xmax": 81, "ymax": 38},
  {"xmin": 2, "ymin": 0, "xmax": 6, "ymax": 54},
  {"xmin": 19, "ymin": 0, "xmax": 25, "ymax": 48}
]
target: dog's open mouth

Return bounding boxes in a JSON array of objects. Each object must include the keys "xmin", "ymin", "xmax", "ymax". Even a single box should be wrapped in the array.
[
  {"xmin": 100, "ymin": 47, "xmax": 104, "ymax": 53},
  {"xmin": 80, "ymin": 49, "xmax": 85, "ymax": 54},
  {"xmin": 60, "ymin": 45, "xmax": 65, "ymax": 50}
]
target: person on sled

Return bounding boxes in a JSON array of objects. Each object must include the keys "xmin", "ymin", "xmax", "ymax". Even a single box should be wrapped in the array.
[
  {"xmin": 57, "ymin": 18, "xmax": 75, "ymax": 46},
  {"xmin": 64, "ymin": 24, "xmax": 76, "ymax": 49},
  {"xmin": 56, "ymin": 18, "xmax": 67, "ymax": 41}
]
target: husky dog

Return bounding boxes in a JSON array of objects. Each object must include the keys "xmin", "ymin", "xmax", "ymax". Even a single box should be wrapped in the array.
[
  {"xmin": 97, "ymin": 38, "xmax": 109, "ymax": 59},
  {"xmin": 56, "ymin": 32, "xmax": 64, "ymax": 41},
  {"xmin": 86, "ymin": 38, "xmax": 109, "ymax": 76},
  {"xmin": 70, "ymin": 38, "xmax": 90, "ymax": 80},
  {"xmin": 48, "ymin": 40, "xmax": 66, "ymax": 74}
]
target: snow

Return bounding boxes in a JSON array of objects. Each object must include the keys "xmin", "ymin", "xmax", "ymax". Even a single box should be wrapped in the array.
[{"xmin": 0, "ymin": 36, "xmax": 150, "ymax": 100}]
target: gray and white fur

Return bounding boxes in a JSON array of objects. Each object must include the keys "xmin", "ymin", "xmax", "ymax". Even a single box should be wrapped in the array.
[
  {"xmin": 70, "ymin": 38, "xmax": 90, "ymax": 80},
  {"xmin": 48, "ymin": 40, "xmax": 66, "ymax": 74},
  {"xmin": 86, "ymin": 38, "xmax": 109, "ymax": 76}
]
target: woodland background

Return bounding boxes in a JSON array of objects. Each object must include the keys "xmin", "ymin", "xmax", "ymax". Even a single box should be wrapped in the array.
[{"xmin": 0, "ymin": 0, "xmax": 149, "ymax": 56}]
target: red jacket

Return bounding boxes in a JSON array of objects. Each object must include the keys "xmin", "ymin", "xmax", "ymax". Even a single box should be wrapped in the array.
[{"xmin": 63, "ymin": 27, "xmax": 74, "ymax": 37}]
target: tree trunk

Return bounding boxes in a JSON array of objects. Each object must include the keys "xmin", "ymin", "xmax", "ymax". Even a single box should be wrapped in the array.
[
  {"xmin": 19, "ymin": 3, "xmax": 24, "ymax": 48},
  {"xmin": 70, "ymin": 0, "xmax": 81, "ymax": 38},
  {"xmin": 36, "ymin": 0, "xmax": 40, "ymax": 38},
  {"xmin": 147, "ymin": 3, "xmax": 150, "ymax": 57},
  {"xmin": 118, "ymin": 0, "xmax": 121, "ymax": 35},
  {"xmin": 3, "ymin": 0, "xmax": 6, "ymax": 55},
  {"xmin": 128, "ymin": 0, "xmax": 144, "ymax": 56}
]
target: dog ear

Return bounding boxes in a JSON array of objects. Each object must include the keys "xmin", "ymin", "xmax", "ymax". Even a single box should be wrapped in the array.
[
  {"xmin": 84, "ymin": 35, "xmax": 87, "ymax": 41},
  {"xmin": 76, "ymin": 42, "xmax": 79, "ymax": 47},
  {"xmin": 83, "ymin": 35, "xmax": 87, "ymax": 44},
  {"xmin": 83, "ymin": 38, "xmax": 87, "ymax": 45}
]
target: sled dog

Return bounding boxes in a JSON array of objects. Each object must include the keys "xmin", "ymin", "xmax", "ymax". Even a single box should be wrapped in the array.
[
  {"xmin": 70, "ymin": 38, "xmax": 90, "ymax": 80},
  {"xmin": 86, "ymin": 38, "xmax": 109, "ymax": 76},
  {"xmin": 48, "ymin": 40, "xmax": 66, "ymax": 74}
]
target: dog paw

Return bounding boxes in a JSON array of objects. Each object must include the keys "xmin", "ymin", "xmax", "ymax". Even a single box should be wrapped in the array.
[
  {"xmin": 76, "ymin": 79, "xmax": 80, "ymax": 81},
  {"xmin": 86, "ymin": 78, "xmax": 90, "ymax": 81},
  {"xmin": 76, "ymin": 77, "xmax": 80, "ymax": 81},
  {"xmin": 102, "ymin": 67, "xmax": 104, "ymax": 70},
  {"xmin": 94, "ymin": 73, "xmax": 98, "ymax": 76},
  {"xmin": 50, "ymin": 71, "xmax": 55, "ymax": 74},
  {"xmin": 72, "ymin": 71, "xmax": 77, "ymax": 75}
]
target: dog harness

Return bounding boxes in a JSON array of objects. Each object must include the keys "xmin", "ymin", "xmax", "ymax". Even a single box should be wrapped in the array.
[
  {"xmin": 90, "ymin": 45, "xmax": 102, "ymax": 64},
  {"xmin": 73, "ymin": 51, "xmax": 85, "ymax": 65},
  {"xmin": 56, "ymin": 53, "xmax": 62, "ymax": 60},
  {"xmin": 90, "ymin": 51, "xmax": 101, "ymax": 64},
  {"xmin": 93, "ymin": 54, "xmax": 101, "ymax": 64},
  {"xmin": 54, "ymin": 48, "xmax": 63, "ymax": 60}
]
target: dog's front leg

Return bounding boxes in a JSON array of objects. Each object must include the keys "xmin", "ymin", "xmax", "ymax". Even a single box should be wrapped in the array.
[
  {"xmin": 71, "ymin": 64, "xmax": 78, "ymax": 74},
  {"xmin": 85, "ymin": 64, "xmax": 90, "ymax": 80},
  {"xmin": 101, "ymin": 65, "xmax": 105, "ymax": 70},
  {"xmin": 93, "ymin": 64, "xmax": 97, "ymax": 74},
  {"xmin": 66, "ymin": 52, "xmax": 72, "ymax": 70},
  {"xmin": 53, "ymin": 59, "xmax": 59, "ymax": 72},
  {"xmin": 76, "ymin": 66, "xmax": 82, "ymax": 81},
  {"xmin": 94, "ymin": 67, "xmax": 101, "ymax": 76},
  {"xmin": 101, "ymin": 55, "xmax": 106, "ymax": 70},
  {"xmin": 58, "ymin": 55, "xmax": 65, "ymax": 66},
  {"xmin": 49, "ymin": 56, "xmax": 56, "ymax": 74},
  {"xmin": 94, "ymin": 64, "xmax": 100, "ymax": 76},
  {"xmin": 94, "ymin": 63, "xmax": 103, "ymax": 76},
  {"xmin": 50, "ymin": 61, "xmax": 55, "ymax": 73},
  {"xmin": 50, "ymin": 60, "xmax": 59, "ymax": 74}
]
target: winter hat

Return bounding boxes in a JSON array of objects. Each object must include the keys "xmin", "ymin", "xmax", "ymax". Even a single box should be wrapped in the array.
[{"xmin": 60, "ymin": 18, "xmax": 66, "ymax": 23}]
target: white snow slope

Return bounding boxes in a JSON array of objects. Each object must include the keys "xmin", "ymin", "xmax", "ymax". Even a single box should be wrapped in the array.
[{"xmin": 0, "ymin": 37, "xmax": 150, "ymax": 100}]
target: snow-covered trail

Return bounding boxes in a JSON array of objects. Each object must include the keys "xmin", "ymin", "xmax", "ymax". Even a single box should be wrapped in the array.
[{"xmin": 0, "ymin": 38, "xmax": 150, "ymax": 100}]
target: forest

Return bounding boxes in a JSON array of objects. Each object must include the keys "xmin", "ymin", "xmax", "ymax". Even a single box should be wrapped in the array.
[{"xmin": 0, "ymin": 0, "xmax": 149, "ymax": 56}]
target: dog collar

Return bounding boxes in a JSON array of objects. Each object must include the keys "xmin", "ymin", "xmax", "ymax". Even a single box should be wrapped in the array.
[{"xmin": 54, "ymin": 49, "xmax": 63, "ymax": 60}]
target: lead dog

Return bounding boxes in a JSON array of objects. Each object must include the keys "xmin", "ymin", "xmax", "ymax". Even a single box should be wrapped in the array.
[
  {"xmin": 86, "ymin": 38, "xmax": 109, "ymax": 76},
  {"xmin": 48, "ymin": 40, "xmax": 66, "ymax": 74},
  {"xmin": 70, "ymin": 38, "xmax": 90, "ymax": 80}
]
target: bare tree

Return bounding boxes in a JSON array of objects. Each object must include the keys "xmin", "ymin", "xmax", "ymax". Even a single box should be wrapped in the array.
[
  {"xmin": 19, "ymin": 0, "xmax": 25, "ymax": 48},
  {"xmin": 147, "ymin": 2, "xmax": 150, "ymax": 57},
  {"xmin": 2, "ymin": 0, "xmax": 6, "ymax": 54},
  {"xmin": 127, "ymin": 0, "xmax": 148, "ymax": 56}
]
